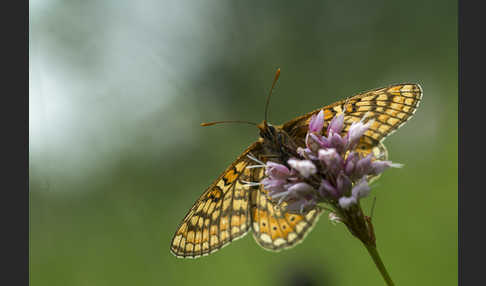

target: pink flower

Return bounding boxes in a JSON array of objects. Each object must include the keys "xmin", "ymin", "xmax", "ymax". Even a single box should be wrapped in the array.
[
  {"xmin": 265, "ymin": 161, "xmax": 291, "ymax": 179},
  {"xmin": 308, "ymin": 110, "xmax": 325, "ymax": 133},
  {"xmin": 346, "ymin": 119, "xmax": 373, "ymax": 150},
  {"xmin": 262, "ymin": 111, "xmax": 402, "ymax": 216},
  {"xmin": 327, "ymin": 113, "xmax": 344, "ymax": 135}
]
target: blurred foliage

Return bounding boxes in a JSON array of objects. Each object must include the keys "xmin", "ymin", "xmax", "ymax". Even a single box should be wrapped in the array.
[{"xmin": 30, "ymin": 0, "xmax": 457, "ymax": 285}]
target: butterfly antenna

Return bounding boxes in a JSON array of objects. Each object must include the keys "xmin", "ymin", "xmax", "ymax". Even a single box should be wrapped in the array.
[
  {"xmin": 200, "ymin": 120, "xmax": 257, "ymax": 127},
  {"xmin": 264, "ymin": 68, "xmax": 281, "ymax": 125}
]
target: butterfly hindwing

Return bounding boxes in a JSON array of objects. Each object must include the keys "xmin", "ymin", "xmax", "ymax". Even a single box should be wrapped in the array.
[
  {"xmin": 170, "ymin": 143, "xmax": 262, "ymax": 258},
  {"xmin": 249, "ymin": 168, "xmax": 322, "ymax": 251}
]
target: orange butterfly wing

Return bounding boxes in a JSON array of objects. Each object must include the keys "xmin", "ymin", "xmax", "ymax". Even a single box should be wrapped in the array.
[
  {"xmin": 283, "ymin": 83, "xmax": 422, "ymax": 153},
  {"xmin": 170, "ymin": 143, "xmax": 261, "ymax": 258},
  {"xmin": 250, "ymin": 167, "xmax": 321, "ymax": 251}
]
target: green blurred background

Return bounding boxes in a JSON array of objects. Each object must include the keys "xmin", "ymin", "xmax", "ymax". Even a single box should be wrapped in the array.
[{"xmin": 29, "ymin": 0, "xmax": 457, "ymax": 285}]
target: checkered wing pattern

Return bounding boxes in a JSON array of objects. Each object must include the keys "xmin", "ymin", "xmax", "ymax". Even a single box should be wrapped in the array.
[
  {"xmin": 170, "ymin": 143, "xmax": 261, "ymax": 258},
  {"xmin": 283, "ymin": 83, "xmax": 422, "ymax": 155},
  {"xmin": 250, "ymin": 167, "xmax": 322, "ymax": 251}
]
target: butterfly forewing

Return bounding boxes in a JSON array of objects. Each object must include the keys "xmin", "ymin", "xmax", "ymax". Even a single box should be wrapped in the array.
[
  {"xmin": 170, "ymin": 142, "xmax": 262, "ymax": 258},
  {"xmin": 283, "ymin": 83, "xmax": 422, "ymax": 152}
]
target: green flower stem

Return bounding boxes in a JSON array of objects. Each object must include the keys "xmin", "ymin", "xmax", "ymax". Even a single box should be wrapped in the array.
[{"xmin": 364, "ymin": 244, "xmax": 395, "ymax": 286}]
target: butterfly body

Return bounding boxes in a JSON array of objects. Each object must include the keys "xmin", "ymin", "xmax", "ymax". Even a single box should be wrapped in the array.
[{"xmin": 170, "ymin": 83, "xmax": 422, "ymax": 258}]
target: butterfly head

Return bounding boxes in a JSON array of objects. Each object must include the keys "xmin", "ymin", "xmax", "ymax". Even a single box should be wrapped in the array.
[
  {"xmin": 257, "ymin": 120, "xmax": 299, "ymax": 164},
  {"xmin": 257, "ymin": 120, "xmax": 278, "ymax": 141}
]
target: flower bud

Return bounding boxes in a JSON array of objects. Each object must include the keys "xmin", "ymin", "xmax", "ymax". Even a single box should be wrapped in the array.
[
  {"xmin": 288, "ymin": 159, "xmax": 317, "ymax": 178},
  {"xmin": 309, "ymin": 110, "xmax": 325, "ymax": 133}
]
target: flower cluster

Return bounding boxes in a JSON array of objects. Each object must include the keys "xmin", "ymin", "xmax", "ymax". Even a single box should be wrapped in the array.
[{"xmin": 261, "ymin": 110, "xmax": 401, "ymax": 213}]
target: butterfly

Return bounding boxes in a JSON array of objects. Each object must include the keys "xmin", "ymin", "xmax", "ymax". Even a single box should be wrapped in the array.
[{"xmin": 170, "ymin": 69, "xmax": 422, "ymax": 258}]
